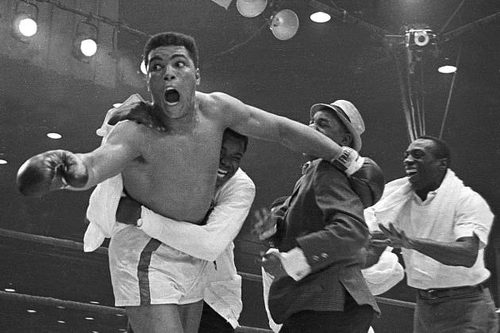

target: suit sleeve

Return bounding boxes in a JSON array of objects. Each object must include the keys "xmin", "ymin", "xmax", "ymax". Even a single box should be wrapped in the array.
[{"xmin": 296, "ymin": 163, "xmax": 369, "ymax": 273}]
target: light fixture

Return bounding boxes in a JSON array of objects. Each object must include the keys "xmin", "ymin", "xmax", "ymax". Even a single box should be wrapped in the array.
[
  {"xmin": 85, "ymin": 317, "xmax": 95, "ymax": 320},
  {"xmin": 310, "ymin": 11, "xmax": 331, "ymax": 23},
  {"xmin": 438, "ymin": 64, "xmax": 457, "ymax": 74},
  {"xmin": 27, "ymin": 309, "xmax": 37, "ymax": 313},
  {"xmin": 270, "ymin": 9, "xmax": 299, "ymax": 41},
  {"xmin": 0, "ymin": 159, "xmax": 7, "ymax": 165},
  {"xmin": 47, "ymin": 132, "xmax": 62, "ymax": 139},
  {"xmin": 236, "ymin": 0, "xmax": 268, "ymax": 18},
  {"xmin": 438, "ymin": 52, "xmax": 458, "ymax": 74},
  {"xmin": 12, "ymin": 1, "xmax": 39, "ymax": 40},
  {"xmin": 73, "ymin": 20, "xmax": 99, "ymax": 62},
  {"xmin": 57, "ymin": 320, "xmax": 66, "ymax": 324},
  {"xmin": 4, "ymin": 288, "xmax": 16, "ymax": 292}
]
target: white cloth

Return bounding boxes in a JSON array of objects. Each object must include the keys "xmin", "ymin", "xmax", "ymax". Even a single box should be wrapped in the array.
[
  {"xmin": 84, "ymin": 93, "xmax": 144, "ymax": 252},
  {"xmin": 362, "ymin": 249, "xmax": 404, "ymax": 295},
  {"xmin": 366, "ymin": 169, "xmax": 494, "ymax": 289},
  {"xmin": 138, "ymin": 168, "xmax": 255, "ymax": 327}
]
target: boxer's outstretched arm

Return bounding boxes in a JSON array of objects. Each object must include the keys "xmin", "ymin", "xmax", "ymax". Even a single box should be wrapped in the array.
[
  {"xmin": 212, "ymin": 92, "xmax": 344, "ymax": 162},
  {"xmin": 77, "ymin": 122, "xmax": 142, "ymax": 189},
  {"xmin": 17, "ymin": 121, "xmax": 141, "ymax": 196}
]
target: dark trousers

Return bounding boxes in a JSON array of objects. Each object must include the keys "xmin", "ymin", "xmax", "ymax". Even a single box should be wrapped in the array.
[
  {"xmin": 414, "ymin": 286, "xmax": 499, "ymax": 333},
  {"xmin": 198, "ymin": 301, "xmax": 234, "ymax": 333},
  {"xmin": 279, "ymin": 292, "xmax": 374, "ymax": 333}
]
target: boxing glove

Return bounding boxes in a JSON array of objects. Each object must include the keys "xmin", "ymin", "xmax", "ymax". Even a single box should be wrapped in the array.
[
  {"xmin": 107, "ymin": 101, "xmax": 166, "ymax": 132},
  {"xmin": 349, "ymin": 157, "xmax": 385, "ymax": 208},
  {"xmin": 17, "ymin": 150, "xmax": 89, "ymax": 197}
]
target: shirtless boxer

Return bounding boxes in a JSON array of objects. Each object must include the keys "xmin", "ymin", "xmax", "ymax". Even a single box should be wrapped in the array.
[{"xmin": 16, "ymin": 32, "xmax": 365, "ymax": 333}]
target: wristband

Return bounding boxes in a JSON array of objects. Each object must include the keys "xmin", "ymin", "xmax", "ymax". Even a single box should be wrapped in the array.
[{"xmin": 331, "ymin": 147, "xmax": 365, "ymax": 176}]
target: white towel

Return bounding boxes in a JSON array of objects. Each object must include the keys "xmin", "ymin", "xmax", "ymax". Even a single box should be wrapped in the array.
[
  {"xmin": 368, "ymin": 170, "xmax": 464, "ymax": 230},
  {"xmin": 83, "ymin": 174, "xmax": 125, "ymax": 252},
  {"xmin": 83, "ymin": 94, "xmax": 144, "ymax": 252}
]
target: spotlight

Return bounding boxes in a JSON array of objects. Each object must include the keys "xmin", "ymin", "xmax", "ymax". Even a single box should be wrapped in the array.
[
  {"xmin": 47, "ymin": 132, "xmax": 62, "ymax": 139},
  {"xmin": 270, "ymin": 9, "xmax": 299, "ymax": 41},
  {"xmin": 12, "ymin": 1, "xmax": 39, "ymax": 40},
  {"xmin": 438, "ymin": 57, "xmax": 457, "ymax": 74},
  {"xmin": 310, "ymin": 11, "xmax": 331, "ymax": 23},
  {"xmin": 236, "ymin": 0, "xmax": 268, "ymax": 18},
  {"xmin": 73, "ymin": 20, "xmax": 99, "ymax": 62},
  {"xmin": 80, "ymin": 38, "xmax": 97, "ymax": 57}
]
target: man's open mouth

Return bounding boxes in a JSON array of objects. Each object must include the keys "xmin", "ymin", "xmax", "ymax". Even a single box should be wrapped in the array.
[
  {"xmin": 405, "ymin": 168, "xmax": 417, "ymax": 178},
  {"xmin": 217, "ymin": 169, "xmax": 228, "ymax": 178},
  {"xmin": 164, "ymin": 88, "xmax": 180, "ymax": 105}
]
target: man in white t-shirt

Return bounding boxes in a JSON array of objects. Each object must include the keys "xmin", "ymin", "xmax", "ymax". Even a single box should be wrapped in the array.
[{"xmin": 371, "ymin": 135, "xmax": 498, "ymax": 333}]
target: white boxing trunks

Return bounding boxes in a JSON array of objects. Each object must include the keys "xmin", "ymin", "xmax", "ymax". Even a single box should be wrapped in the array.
[{"xmin": 109, "ymin": 225, "xmax": 209, "ymax": 307}]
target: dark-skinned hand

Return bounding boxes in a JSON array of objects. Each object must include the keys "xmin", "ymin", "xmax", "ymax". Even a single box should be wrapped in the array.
[
  {"xmin": 261, "ymin": 250, "xmax": 288, "ymax": 281},
  {"xmin": 378, "ymin": 223, "xmax": 415, "ymax": 249},
  {"xmin": 108, "ymin": 101, "xmax": 167, "ymax": 132}
]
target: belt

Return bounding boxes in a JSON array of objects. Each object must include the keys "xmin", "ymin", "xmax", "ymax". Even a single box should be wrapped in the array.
[{"xmin": 417, "ymin": 283, "xmax": 485, "ymax": 300}]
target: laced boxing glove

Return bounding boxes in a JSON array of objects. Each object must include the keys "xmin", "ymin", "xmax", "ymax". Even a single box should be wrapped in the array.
[
  {"xmin": 331, "ymin": 147, "xmax": 385, "ymax": 208},
  {"xmin": 17, "ymin": 150, "xmax": 89, "ymax": 197},
  {"xmin": 107, "ymin": 101, "xmax": 166, "ymax": 132}
]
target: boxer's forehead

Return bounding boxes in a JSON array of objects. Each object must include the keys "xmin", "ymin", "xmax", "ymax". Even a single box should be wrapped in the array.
[{"xmin": 148, "ymin": 46, "xmax": 193, "ymax": 64}]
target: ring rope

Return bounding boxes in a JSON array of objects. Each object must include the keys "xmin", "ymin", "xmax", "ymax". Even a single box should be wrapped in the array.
[{"xmin": 0, "ymin": 228, "xmax": 416, "ymax": 310}]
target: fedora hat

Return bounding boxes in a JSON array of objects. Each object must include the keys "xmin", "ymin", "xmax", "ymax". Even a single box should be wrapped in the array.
[{"xmin": 310, "ymin": 100, "xmax": 365, "ymax": 151}]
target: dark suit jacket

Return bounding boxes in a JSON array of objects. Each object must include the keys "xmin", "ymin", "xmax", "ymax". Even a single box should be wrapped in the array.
[{"xmin": 268, "ymin": 159, "xmax": 379, "ymax": 324}]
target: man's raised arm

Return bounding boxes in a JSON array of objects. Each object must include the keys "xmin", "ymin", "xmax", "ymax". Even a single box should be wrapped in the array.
[{"xmin": 212, "ymin": 92, "xmax": 345, "ymax": 163}]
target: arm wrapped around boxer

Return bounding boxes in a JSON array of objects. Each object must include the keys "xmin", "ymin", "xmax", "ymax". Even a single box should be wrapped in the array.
[
  {"xmin": 107, "ymin": 101, "xmax": 166, "ymax": 131},
  {"xmin": 16, "ymin": 150, "xmax": 89, "ymax": 197}
]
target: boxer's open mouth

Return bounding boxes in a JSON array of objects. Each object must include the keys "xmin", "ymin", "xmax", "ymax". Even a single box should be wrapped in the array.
[{"xmin": 164, "ymin": 88, "xmax": 180, "ymax": 105}]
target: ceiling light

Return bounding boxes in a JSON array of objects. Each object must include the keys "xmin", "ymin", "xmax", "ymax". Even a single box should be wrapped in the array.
[
  {"xmin": 13, "ymin": 1, "xmax": 39, "ymax": 40},
  {"xmin": 80, "ymin": 39, "xmax": 98, "ymax": 57},
  {"xmin": 17, "ymin": 17, "xmax": 37, "ymax": 37},
  {"xmin": 236, "ymin": 0, "xmax": 268, "ymax": 18},
  {"xmin": 73, "ymin": 20, "xmax": 99, "ymax": 62},
  {"xmin": 438, "ymin": 65, "xmax": 457, "ymax": 74},
  {"xmin": 85, "ymin": 317, "xmax": 95, "ymax": 320},
  {"xmin": 57, "ymin": 320, "xmax": 66, "ymax": 324},
  {"xmin": 89, "ymin": 301, "xmax": 100, "ymax": 304},
  {"xmin": 0, "ymin": 159, "xmax": 7, "ymax": 165},
  {"xmin": 27, "ymin": 309, "xmax": 37, "ymax": 313},
  {"xmin": 437, "ymin": 56, "xmax": 457, "ymax": 74},
  {"xmin": 310, "ymin": 12, "xmax": 331, "ymax": 23},
  {"xmin": 47, "ymin": 132, "xmax": 62, "ymax": 139},
  {"xmin": 4, "ymin": 288, "xmax": 16, "ymax": 292},
  {"xmin": 270, "ymin": 9, "xmax": 299, "ymax": 41}
]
